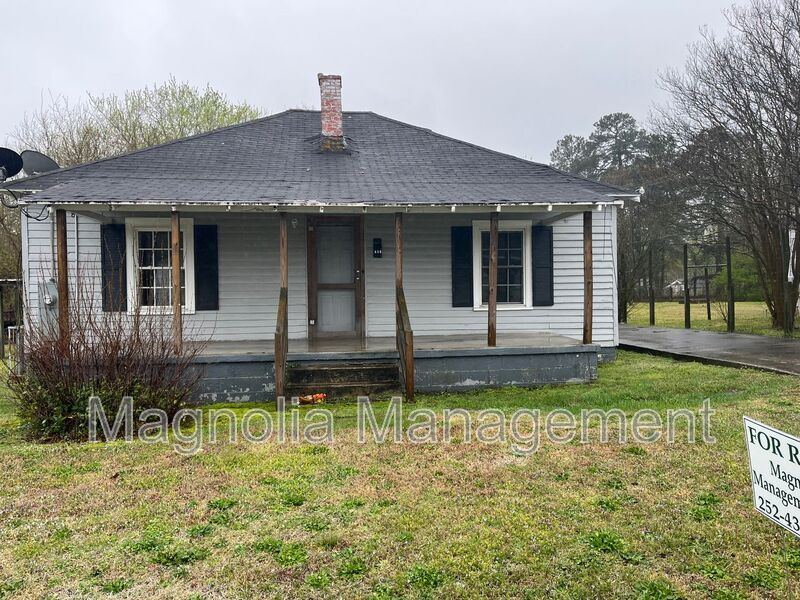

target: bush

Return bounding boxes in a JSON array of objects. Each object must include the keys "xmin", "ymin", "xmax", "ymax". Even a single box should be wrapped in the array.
[
  {"xmin": 7, "ymin": 270, "xmax": 206, "ymax": 441},
  {"xmin": 712, "ymin": 252, "xmax": 763, "ymax": 302}
]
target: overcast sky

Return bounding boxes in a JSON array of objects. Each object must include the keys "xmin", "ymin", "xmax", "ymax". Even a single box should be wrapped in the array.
[{"xmin": 4, "ymin": 0, "xmax": 734, "ymax": 163}]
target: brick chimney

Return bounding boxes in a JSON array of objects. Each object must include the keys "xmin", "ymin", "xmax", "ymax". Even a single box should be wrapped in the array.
[{"xmin": 318, "ymin": 73, "xmax": 345, "ymax": 151}]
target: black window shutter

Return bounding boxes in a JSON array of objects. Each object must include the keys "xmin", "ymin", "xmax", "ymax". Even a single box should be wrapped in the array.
[
  {"xmin": 101, "ymin": 223, "xmax": 127, "ymax": 312},
  {"xmin": 532, "ymin": 225, "xmax": 554, "ymax": 306},
  {"xmin": 451, "ymin": 226, "xmax": 473, "ymax": 307},
  {"xmin": 194, "ymin": 224, "xmax": 219, "ymax": 311}
]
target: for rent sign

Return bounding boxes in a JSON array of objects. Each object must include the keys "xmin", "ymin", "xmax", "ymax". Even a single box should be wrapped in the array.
[{"xmin": 744, "ymin": 417, "xmax": 800, "ymax": 537}]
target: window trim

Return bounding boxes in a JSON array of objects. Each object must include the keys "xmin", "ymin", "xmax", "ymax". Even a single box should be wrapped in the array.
[
  {"xmin": 471, "ymin": 220, "xmax": 532, "ymax": 311},
  {"xmin": 125, "ymin": 217, "xmax": 196, "ymax": 314}
]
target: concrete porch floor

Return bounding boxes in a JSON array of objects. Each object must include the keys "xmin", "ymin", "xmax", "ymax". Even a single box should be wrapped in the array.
[
  {"xmin": 196, "ymin": 331, "xmax": 584, "ymax": 357},
  {"xmin": 192, "ymin": 332, "xmax": 601, "ymax": 402}
]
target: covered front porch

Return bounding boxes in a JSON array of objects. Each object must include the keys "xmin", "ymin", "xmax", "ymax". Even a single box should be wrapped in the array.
[
  {"xmin": 269, "ymin": 209, "xmax": 598, "ymax": 401},
  {"xmin": 41, "ymin": 203, "xmax": 607, "ymax": 403}
]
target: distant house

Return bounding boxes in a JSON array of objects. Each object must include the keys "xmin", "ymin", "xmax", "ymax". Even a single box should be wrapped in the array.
[
  {"xmin": 4, "ymin": 74, "xmax": 637, "ymax": 402},
  {"xmin": 665, "ymin": 269, "xmax": 720, "ymax": 301},
  {"xmin": 665, "ymin": 280, "xmax": 684, "ymax": 298}
]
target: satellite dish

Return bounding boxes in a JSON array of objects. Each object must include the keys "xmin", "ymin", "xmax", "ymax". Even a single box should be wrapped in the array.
[
  {"xmin": 21, "ymin": 150, "xmax": 60, "ymax": 176},
  {"xmin": 0, "ymin": 148, "xmax": 23, "ymax": 181}
]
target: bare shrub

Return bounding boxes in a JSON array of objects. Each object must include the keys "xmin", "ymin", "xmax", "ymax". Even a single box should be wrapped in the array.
[{"xmin": 7, "ymin": 267, "xmax": 207, "ymax": 441}]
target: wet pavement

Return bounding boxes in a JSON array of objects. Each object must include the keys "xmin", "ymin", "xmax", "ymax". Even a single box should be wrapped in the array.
[{"xmin": 619, "ymin": 325, "xmax": 800, "ymax": 376}]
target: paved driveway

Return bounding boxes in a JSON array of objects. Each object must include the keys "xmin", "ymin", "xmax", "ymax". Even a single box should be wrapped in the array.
[{"xmin": 619, "ymin": 325, "xmax": 800, "ymax": 376}]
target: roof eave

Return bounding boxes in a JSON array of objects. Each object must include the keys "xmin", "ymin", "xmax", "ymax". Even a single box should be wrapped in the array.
[{"xmin": 16, "ymin": 197, "xmax": 626, "ymax": 209}]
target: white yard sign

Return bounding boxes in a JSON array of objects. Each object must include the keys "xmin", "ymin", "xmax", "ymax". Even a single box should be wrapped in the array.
[{"xmin": 744, "ymin": 417, "xmax": 800, "ymax": 537}]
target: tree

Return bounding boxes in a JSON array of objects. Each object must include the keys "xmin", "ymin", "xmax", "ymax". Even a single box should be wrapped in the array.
[
  {"xmin": 550, "ymin": 134, "xmax": 597, "ymax": 179},
  {"xmin": 12, "ymin": 76, "xmax": 264, "ymax": 167},
  {"xmin": 550, "ymin": 114, "xmax": 688, "ymax": 321},
  {"xmin": 588, "ymin": 113, "xmax": 649, "ymax": 172},
  {"xmin": 658, "ymin": 0, "xmax": 800, "ymax": 330},
  {"xmin": 0, "ymin": 208, "xmax": 20, "ymax": 278},
  {"xmin": 2, "ymin": 78, "xmax": 264, "ymax": 281}
]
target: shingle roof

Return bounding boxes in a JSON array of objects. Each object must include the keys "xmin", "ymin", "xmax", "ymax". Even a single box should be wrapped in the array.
[{"xmin": 3, "ymin": 110, "xmax": 634, "ymax": 206}]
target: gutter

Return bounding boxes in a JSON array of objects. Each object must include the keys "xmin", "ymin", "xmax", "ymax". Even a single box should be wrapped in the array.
[
  {"xmin": 3, "ymin": 185, "xmax": 633, "ymax": 212},
  {"xmin": 12, "ymin": 198, "xmax": 627, "ymax": 210}
]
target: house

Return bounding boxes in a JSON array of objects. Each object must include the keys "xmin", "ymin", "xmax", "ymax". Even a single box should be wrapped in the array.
[
  {"xmin": 665, "ymin": 280, "xmax": 684, "ymax": 298},
  {"xmin": 3, "ymin": 74, "xmax": 637, "ymax": 402}
]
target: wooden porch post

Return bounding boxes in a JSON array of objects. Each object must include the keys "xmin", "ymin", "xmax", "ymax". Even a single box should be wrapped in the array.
[
  {"xmin": 488, "ymin": 212, "xmax": 498, "ymax": 347},
  {"xmin": 395, "ymin": 213, "xmax": 403, "ymax": 289},
  {"xmin": 275, "ymin": 212, "xmax": 289, "ymax": 399},
  {"xmin": 394, "ymin": 212, "xmax": 415, "ymax": 401},
  {"xmin": 279, "ymin": 212, "xmax": 288, "ymax": 289},
  {"xmin": 582, "ymin": 210, "xmax": 593, "ymax": 344},
  {"xmin": 171, "ymin": 209, "xmax": 183, "ymax": 354},
  {"xmin": 55, "ymin": 208, "xmax": 69, "ymax": 343}
]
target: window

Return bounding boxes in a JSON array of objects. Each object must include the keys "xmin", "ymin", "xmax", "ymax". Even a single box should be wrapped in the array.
[
  {"xmin": 136, "ymin": 230, "xmax": 184, "ymax": 307},
  {"xmin": 472, "ymin": 220, "xmax": 532, "ymax": 309},
  {"xmin": 481, "ymin": 231, "xmax": 523, "ymax": 303},
  {"xmin": 125, "ymin": 218, "xmax": 195, "ymax": 313}
]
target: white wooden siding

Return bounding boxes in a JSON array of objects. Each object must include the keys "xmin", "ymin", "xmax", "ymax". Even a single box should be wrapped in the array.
[
  {"xmin": 24, "ymin": 212, "xmax": 308, "ymax": 341},
  {"xmin": 23, "ymin": 208, "xmax": 617, "ymax": 347},
  {"xmin": 363, "ymin": 210, "xmax": 617, "ymax": 346}
]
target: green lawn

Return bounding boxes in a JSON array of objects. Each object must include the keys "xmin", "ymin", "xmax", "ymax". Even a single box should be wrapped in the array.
[
  {"xmin": 1, "ymin": 353, "xmax": 800, "ymax": 598},
  {"xmin": 628, "ymin": 300, "xmax": 798, "ymax": 338}
]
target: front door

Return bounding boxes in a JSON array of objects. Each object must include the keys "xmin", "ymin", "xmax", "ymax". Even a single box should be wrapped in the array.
[{"xmin": 307, "ymin": 216, "xmax": 365, "ymax": 340}]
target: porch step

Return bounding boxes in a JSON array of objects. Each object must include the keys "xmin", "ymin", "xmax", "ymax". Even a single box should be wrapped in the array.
[{"xmin": 286, "ymin": 361, "xmax": 400, "ymax": 399}]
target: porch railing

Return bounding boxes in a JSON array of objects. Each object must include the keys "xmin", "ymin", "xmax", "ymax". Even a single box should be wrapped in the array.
[
  {"xmin": 275, "ymin": 287, "xmax": 288, "ymax": 398},
  {"xmin": 396, "ymin": 286, "xmax": 415, "ymax": 401}
]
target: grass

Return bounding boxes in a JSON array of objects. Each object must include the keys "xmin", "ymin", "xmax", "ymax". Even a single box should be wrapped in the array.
[
  {"xmin": 1, "ymin": 352, "xmax": 800, "ymax": 597},
  {"xmin": 628, "ymin": 300, "xmax": 798, "ymax": 337}
]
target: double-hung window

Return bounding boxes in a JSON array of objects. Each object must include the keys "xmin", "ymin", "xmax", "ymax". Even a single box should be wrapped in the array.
[
  {"xmin": 125, "ymin": 218, "xmax": 195, "ymax": 313},
  {"xmin": 472, "ymin": 220, "xmax": 532, "ymax": 309}
]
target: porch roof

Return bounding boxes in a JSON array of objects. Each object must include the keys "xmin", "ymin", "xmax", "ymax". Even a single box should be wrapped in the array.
[{"xmin": 6, "ymin": 111, "xmax": 636, "ymax": 207}]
